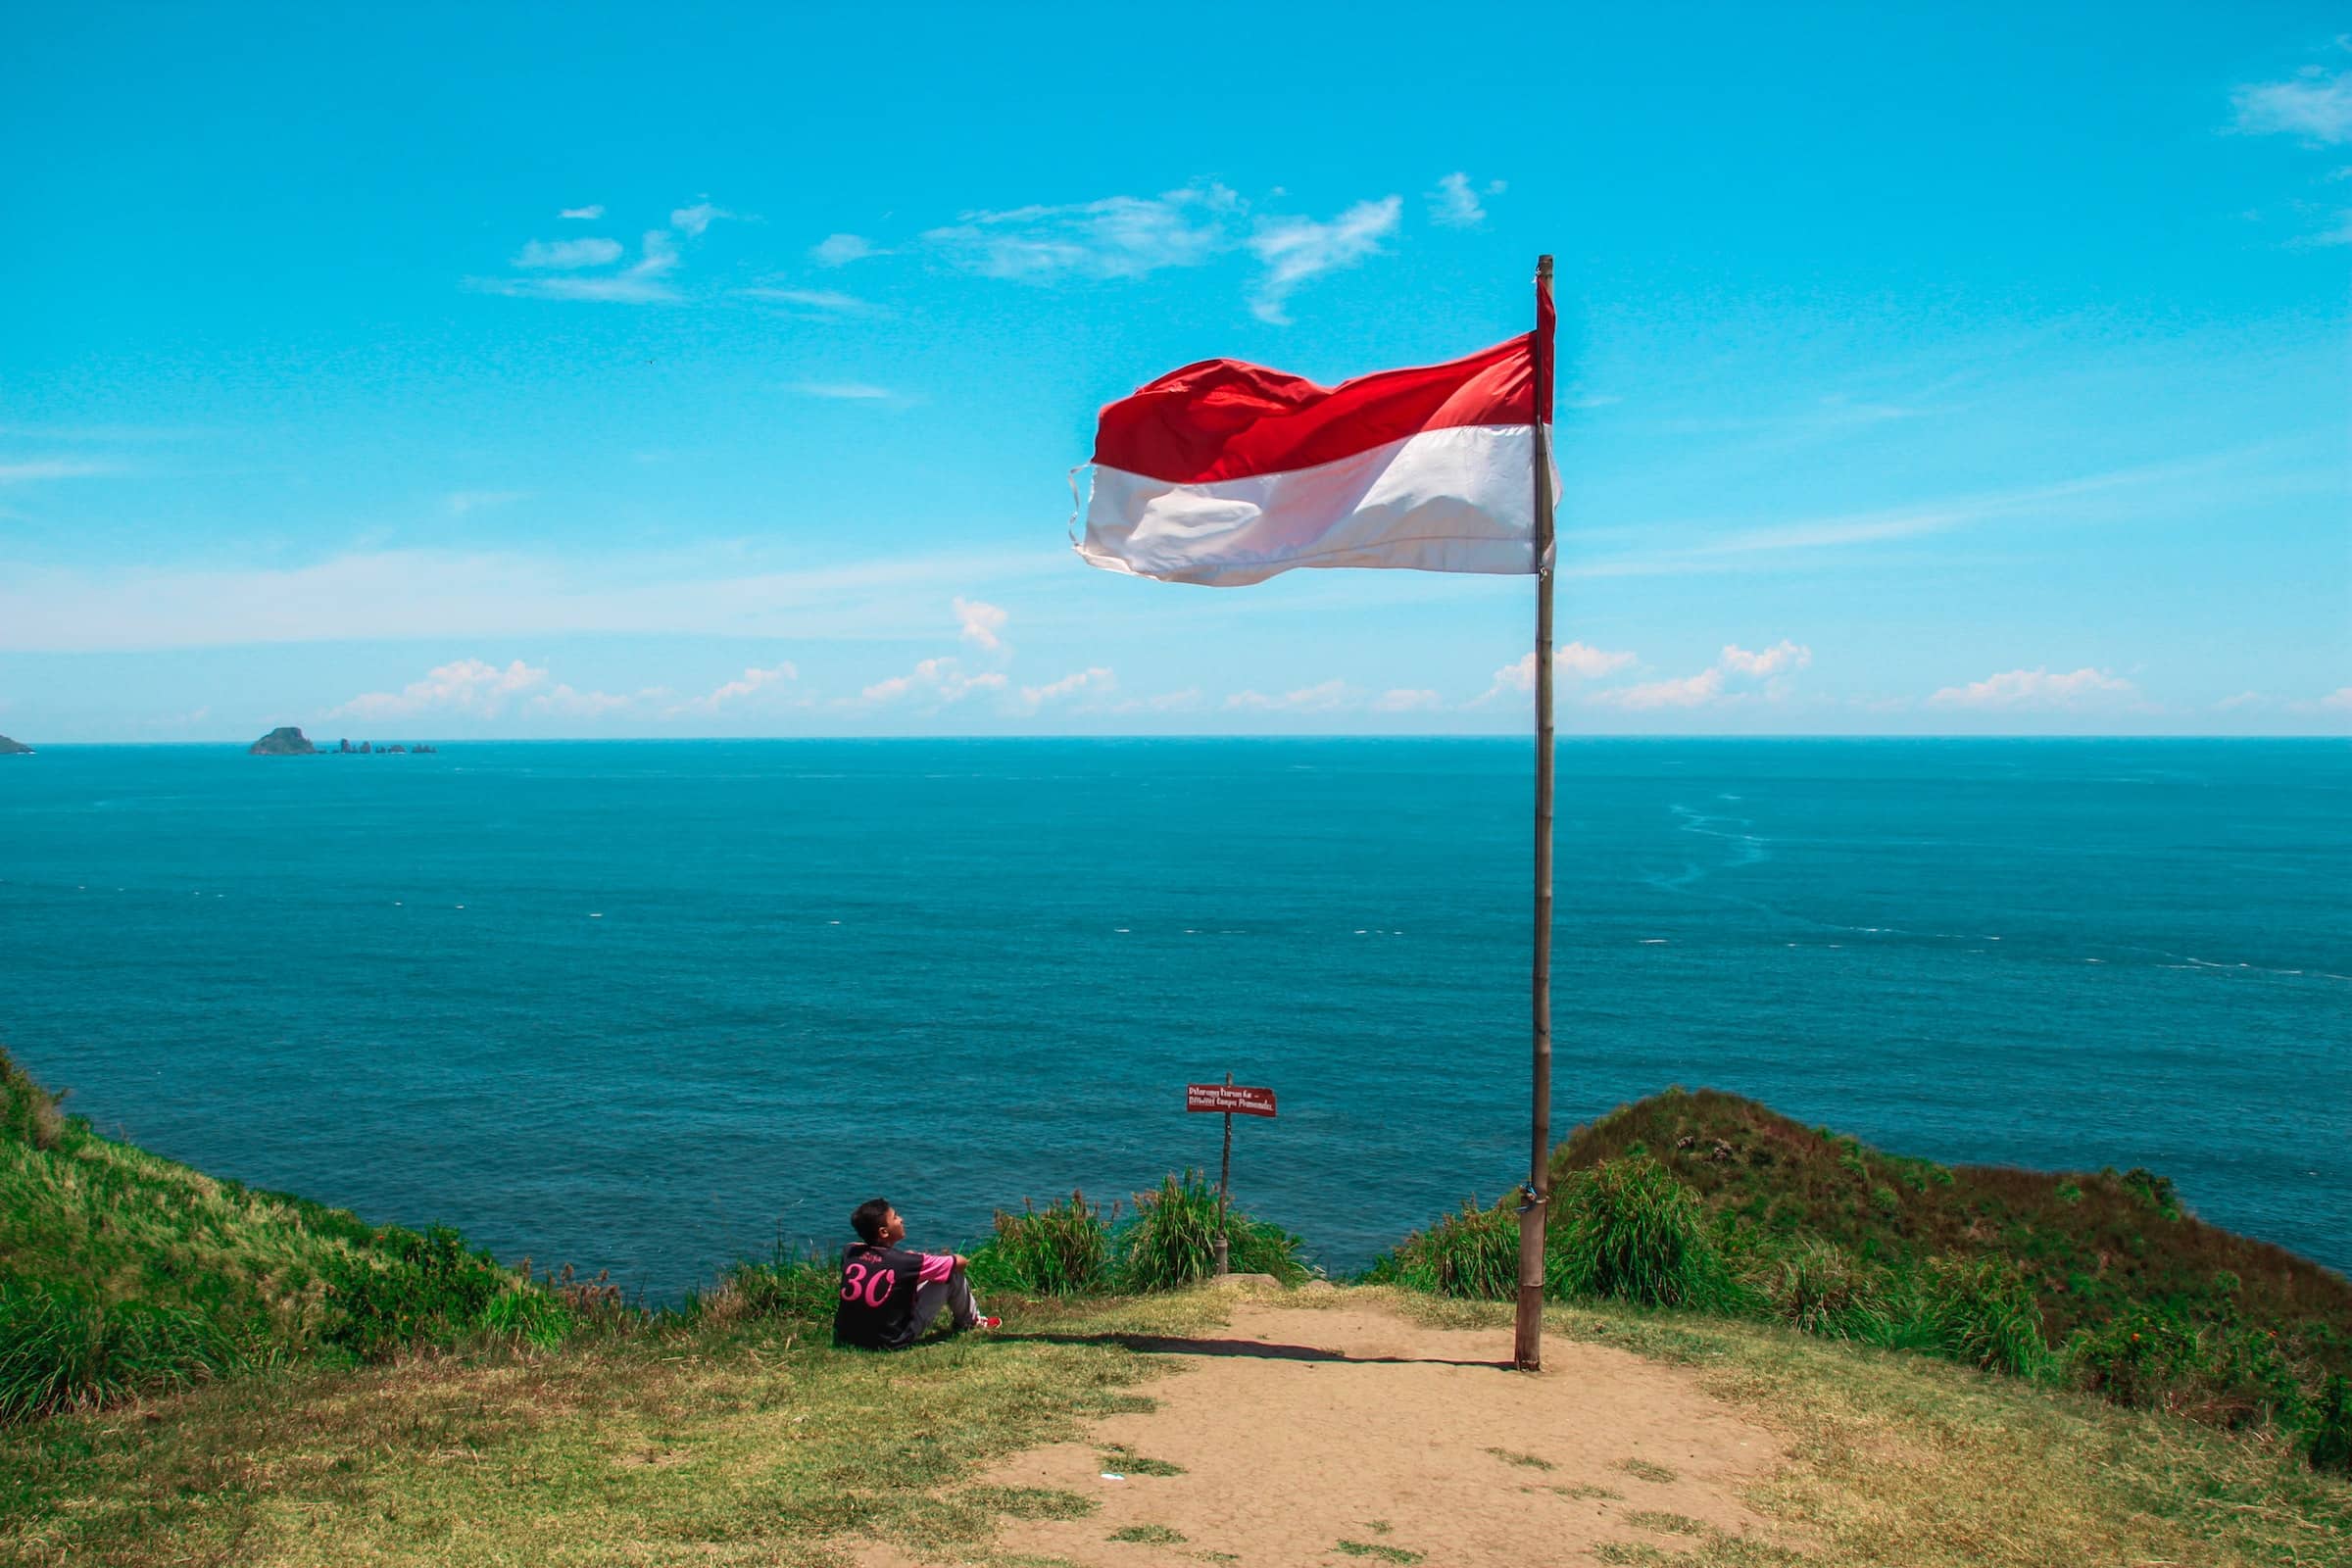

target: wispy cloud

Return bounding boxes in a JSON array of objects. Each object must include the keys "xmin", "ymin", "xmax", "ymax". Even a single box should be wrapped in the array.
[
  {"xmin": 1428, "ymin": 172, "xmax": 1502, "ymax": 227},
  {"xmin": 0, "ymin": 544, "xmax": 1059, "ymax": 652},
  {"xmin": 559, "ymin": 204, "xmax": 606, "ymax": 220},
  {"xmin": 1247, "ymin": 196, "xmax": 1401, "ymax": 324},
  {"xmin": 925, "ymin": 182, "xmax": 1242, "ymax": 281},
  {"xmin": 514, "ymin": 237, "xmax": 624, "ymax": 269},
  {"xmin": 2320, "ymin": 686, "xmax": 2352, "ymax": 710},
  {"xmin": 954, "ymin": 596, "xmax": 1008, "ymax": 652},
  {"xmin": 331, "ymin": 658, "xmax": 548, "ymax": 721},
  {"xmin": 791, "ymin": 381, "xmax": 893, "ymax": 401},
  {"xmin": 446, "ymin": 489, "xmax": 528, "ymax": 515},
  {"xmin": 1720, "ymin": 639, "xmax": 1812, "ymax": 677},
  {"xmin": 740, "ymin": 285, "xmax": 884, "ymax": 317},
  {"xmin": 1592, "ymin": 667, "xmax": 1727, "ymax": 710},
  {"xmin": 0, "ymin": 459, "xmax": 116, "ymax": 483},
  {"xmin": 1226, "ymin": 679, "xmax": 1354, "ymax": 711},
  {"xmin": 811, "ymin": 233, "xmax": 879, "ymax": 267},
  {"xmin": 2233, "ymin": 68, "xmax": 2352, "ymax": 143},
  {"xmin": 670, "ymin": 662, "xmax": 798, "ymax": 715},
  {"xmin": 1372, "ymin": 688, "xmax": 1443, "ymax": 712},
  {"xmin": 1928, "ymin": 666, "xmax": 2137, "ymax": 709},
  {"xmin": 1016, "ymin": 666, "xmax": 1115, "ymax": 712}
]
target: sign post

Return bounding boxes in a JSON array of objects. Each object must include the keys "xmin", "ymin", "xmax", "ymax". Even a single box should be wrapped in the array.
[{"xmin": 1186, "ymin": 1077, "xmax": 1278, "ymax": 1276}]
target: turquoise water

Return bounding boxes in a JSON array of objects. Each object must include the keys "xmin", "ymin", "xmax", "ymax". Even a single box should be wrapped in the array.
[{"xmin": 1, "ymin": 739, "xmax": 2345, "ymax": 1292}]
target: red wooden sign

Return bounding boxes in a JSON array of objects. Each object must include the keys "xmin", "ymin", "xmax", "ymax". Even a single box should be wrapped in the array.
[{"xmin": 1187, "ymin": 1083, "xmax": 1277, "ymax": 1117}]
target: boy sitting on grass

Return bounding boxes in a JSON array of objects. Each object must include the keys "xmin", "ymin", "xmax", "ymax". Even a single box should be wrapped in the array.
[{"xmin": 833, "ymin": 1198, "xmax": 1000, "ymax": 1349}]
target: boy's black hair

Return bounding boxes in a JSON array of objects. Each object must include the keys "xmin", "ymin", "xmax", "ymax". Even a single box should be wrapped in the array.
[{"xmin": 851, "ymin": 1198, "xmax": 894, "ymax": 1244}]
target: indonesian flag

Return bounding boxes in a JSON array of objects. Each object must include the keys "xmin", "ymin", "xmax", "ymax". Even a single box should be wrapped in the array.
[{"xmin": 1076, "ymin": 279, "xmax": 1555, "ymax": 587}]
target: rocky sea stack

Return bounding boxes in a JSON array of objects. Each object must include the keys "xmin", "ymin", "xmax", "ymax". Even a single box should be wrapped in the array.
[
  {"xmin": 0, "ymin": 734, "xmax": 31, "ymax": 756},
  {"xmin": 247, "ymin": 726, "xmax": 317, "ymax": 756}
]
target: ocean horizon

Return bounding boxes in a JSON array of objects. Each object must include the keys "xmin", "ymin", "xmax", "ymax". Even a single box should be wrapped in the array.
[{"xmin": 3, "ymin": 736, "xmax": 2345, "ymax": 1295}]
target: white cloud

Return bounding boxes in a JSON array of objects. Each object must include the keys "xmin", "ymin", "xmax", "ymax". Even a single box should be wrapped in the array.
[
  {"xmin": 446, "ymin": 489, "xmax": 528, "ymax": 514},
  {"xmin": 669, "ymin": 202, "xmax": 733, "ymax": 237},
  {"xmin": 1372, "ymin": 688, "xmax": 1443, "ymax": 712},
  {"xmin": 1483, "ymin": 643, "xmax": 1639, "ymax": 701},
  {"xmin": 1226, "ymin": 679, "xmax": 1353, "ymax": 711},
  {"xmin": 1017, "ymin": 666, "xmax": 1116, "ymax": 711},
  {"xmin": 791, "ymin": 381, "xmax": 893, "ymax": 400},
  {"xmin": 1719, "ymin": 639, "xmax": 1813, "ymax": 677},
  {"xmin": 1584, "ymin": 640, "xmax": 1813, "ymax": 710},
  {"xmin": 1592, "ymin": 668, "xmax": 1727, "ymax": 710},
  {"xmin": 559, "ymin": 205, "xmax": 606, "ymax": 220},
  {"xmin": 954, "ymin": 596, "xmax": 1008, "ymax": 652},
  {"xmin": 2234, "ymin": 70, "xmax": 2352, "ymax": 143},
  {"xmin": 1928, "ymin": 667, "xmax": 2138, "ymax": 709},
  {"xmin": 1429, "ymin": 172, "xmax": 1502, "ymax": 227},
  {"xmin": 0, "ymin": 459, "xmax": 115, "ymax": 483},
  {"xmin": 2320, "ymin": 686, "xmax": 2352, "ymax": 710},
  {"xmin": 672, "ymin": 662, "xmax": 799, "ymax": 715},
  {"xmin": 925, "ymin": 182, "xmax": 1242, "ymax": 281},
  {"xmin": 331, "ymin": 659, "xmax": 548, "ymax": 721},
  {"xmin": 1248, "ymin": 195, "xmax": 1401, "ymax": 324},
  {"xmin": 2216, "ymin": 690, "xmax": 2269, "ymax": 710},
  {"xmin": 740, "ymin": 286, "xmax": 882, "ymax": 317},
  {"xmin": 473, "ymin": 223, "xmax": 687, "ymax": 304},
  {"xmin": 514, "ymin": 237, "xmax": 624, "ymax": 269},
  {"xmin": 859, "ymin": 657, "xmax": 1007, "ymax": 707},
  {"xmin": 812, "ymin": 233, "xmax": 878, "ymax": 267}
]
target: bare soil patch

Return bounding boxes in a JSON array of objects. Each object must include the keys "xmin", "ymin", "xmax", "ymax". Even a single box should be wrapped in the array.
[{"xmin": 862, "ymin": 1293, "xmax": 1796, "ymax": 1567}]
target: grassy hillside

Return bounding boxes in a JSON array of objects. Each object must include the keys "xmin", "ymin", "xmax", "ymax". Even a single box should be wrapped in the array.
[
  {"xmin": 1551, "ymin": 1086, "xmax": 2352, "ymax": 1356},
  {"xmin": 0, "ymin": 1047, "xmax": 564, "ymax": 1418},
  {"xmin": 1375, "ymin": 1086, "xmax": 2352, "ymax": 1473}
]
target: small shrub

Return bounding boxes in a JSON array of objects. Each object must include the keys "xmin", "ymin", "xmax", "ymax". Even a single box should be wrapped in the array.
[
  {"xmin": 1913, "ymin": 1255, "xmax": 2051, "ymax": 1380},
  {"xmin": 321, "ymin": 1225, "xmax": 510, "ymax": 1360},
  {"xmin": 1760, "ymin": 1240, "xmax": 1886, "ymax": 1340},
  {"xmin": 971, "ymin": 1193, "xmax": 1113, "ymax": 1298},
  {"xmin": 2055, "ymin": 1181, "xmax": 2082, "ymax": 1205},
  {"xmin": 2304, "ymin": 1372, "xmax": 2352, "ymax": 1476},
  {"xmin": 2069, "ymin": 1309, "xmax": 2201, "ymax": 1409},
  {"xmin": 0, "ymin": 1279, "xmax": 241, "ymax": 1422},
  {"xmin": 1552, "ymin": 1156, "xmax": 1726, "ymax": 1309},
  {"xmin": 2120, "ymin": 1167, "xmax": 2181, "ymax": 1220}
]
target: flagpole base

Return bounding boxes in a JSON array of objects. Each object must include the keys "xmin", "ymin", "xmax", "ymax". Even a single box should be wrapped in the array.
[{"xmin": 1512, "ymin": 1283, "xmax": 1544, "ymax": 1371}]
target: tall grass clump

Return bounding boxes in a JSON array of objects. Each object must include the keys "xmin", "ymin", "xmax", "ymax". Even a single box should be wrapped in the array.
[
  {"xmin": 0, "ymin": 1048, "xmax": 66, "ymax": 1152},
  {"xmin": 1551, "ymin": 1155, "xmax": 1728, "ymax": 1309},
  {"xmin": 1759, "ymin": 1239, "xmax": 1887, "ymax": 1341},
  {"xmin": 970, "ymin": 1193, "xmax": 1114, "ymax": 1298},
  {"xmin": 0, "ymin": 1280, "xmax": 241, "ymax": 1422},
  {"xmin": 693, "ymin": 1247, "xmax": 841, "ymax": 1329},
  {"xmin": 1116, "ymin": 1172, "xmax": 1305, "ymax": 1292},
  {"xmin": 1900, "ymin": 1255, "xmax": 2052, "ymax": 1380},
  {"xmin": 1369, "ymin": 1200, "xmax": 1520, "ymax": 1299}
]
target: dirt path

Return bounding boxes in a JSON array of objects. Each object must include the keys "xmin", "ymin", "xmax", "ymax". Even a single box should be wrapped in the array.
[{"xmin": 865, "ymin": 1290, "xmax": 1796, "ymax": 1568}]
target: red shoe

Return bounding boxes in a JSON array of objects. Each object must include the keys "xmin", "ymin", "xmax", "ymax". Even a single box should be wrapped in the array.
[{"xmin": 976, "ymin": 1315, "xmax": 1003, "ymax": 1331}]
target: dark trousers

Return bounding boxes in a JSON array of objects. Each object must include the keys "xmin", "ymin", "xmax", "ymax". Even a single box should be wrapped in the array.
[{"xmin": 909, "ymin": 1268, "xmax": 982, "ymax": 1337}]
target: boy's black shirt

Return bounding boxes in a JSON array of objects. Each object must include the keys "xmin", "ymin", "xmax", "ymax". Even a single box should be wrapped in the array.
[{"xmin": 833, "ymin": 1242, "xmax": 925, "ymax": 1349}]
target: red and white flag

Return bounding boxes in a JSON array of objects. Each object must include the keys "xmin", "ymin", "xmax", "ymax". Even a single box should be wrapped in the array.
[{"xmin": 1075, "ymin": 280, "xmax": 1555, "ymax": 587}]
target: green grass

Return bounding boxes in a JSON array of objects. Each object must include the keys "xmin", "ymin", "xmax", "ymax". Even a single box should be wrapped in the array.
[
  {"xmin": 1098, "ymin": 1444, "xmax": 1184, "ymax": 1476},
  {"xmin": 1485, "ymin": 1446, "xmax": 1554, "ymax": 1470},
  {"xmin": 1107, "ymin": 1524, "xmax": 1188, "ymax": 1545},
  {"xmin": 1331, "ymin": 1541, "xmax": 1422, "ymax": 1563},
  {"xmin": 1117, "ymin": 1171, "xmax": 1308, "ymax": 1292}
]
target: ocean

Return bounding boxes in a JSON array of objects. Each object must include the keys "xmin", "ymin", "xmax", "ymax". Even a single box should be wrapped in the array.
[{"xmin": 1, "ymin": 738, "xmax": 2345, "ymax": 1292}]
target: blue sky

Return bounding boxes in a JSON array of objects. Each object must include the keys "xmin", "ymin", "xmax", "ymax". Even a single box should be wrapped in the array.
[{"xmin": 2, "ymin": 3, "xmax": 2346, "ymax": 741}]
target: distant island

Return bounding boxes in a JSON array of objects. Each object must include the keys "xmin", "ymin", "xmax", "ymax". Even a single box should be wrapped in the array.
[
  {"xmin": 248, "ymin": 726, "xmax": 317, "ymax": 755},
  {"xmin": 248, "ymin": 726, "xmax": 438, "ymax": 756},
  {"xmin": 0, "ymin": 734, "xmax": 31, "ymax": 756}
]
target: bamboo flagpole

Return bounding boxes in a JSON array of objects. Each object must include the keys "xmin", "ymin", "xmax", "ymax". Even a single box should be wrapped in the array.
[{"xmin": 1514, "ymin": 255, "xmax": 1558, "ymax": 1373}]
